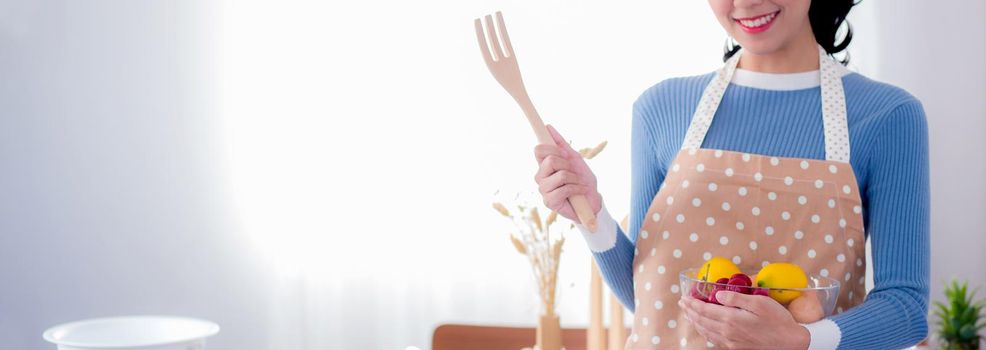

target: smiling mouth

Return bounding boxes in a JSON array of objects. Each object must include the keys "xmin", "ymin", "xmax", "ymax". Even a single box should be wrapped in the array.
[{"xmin": 734, "ymin": 10, "xmax": 780, "ymax": 33}]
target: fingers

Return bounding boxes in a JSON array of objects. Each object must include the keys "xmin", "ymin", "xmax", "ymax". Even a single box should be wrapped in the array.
[
  {"xmin": 539, "ymin": 170, "xmax": 580, "ymax": 195},
  {"xmin": 543, "ymin": 183, "xmax": 588, "ymax": 211},
  {"xmin": 533, "ymin": 143, "xmax": 565, "ymax": 163},
  {"xmin": 679, "ymin": 297, "xmax": 729, "ymax": 333},
  {"xmin": 534, "ymin": 154, "xmax": 571, "ymax": 182},
  {"xmin": 715, "ymin": 291, "xmax": 771, "ymax": 316}
]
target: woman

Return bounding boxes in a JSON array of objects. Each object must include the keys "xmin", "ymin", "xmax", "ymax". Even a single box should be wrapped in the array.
[{"xmin": 533, "ymin": 0, "xmax": 929, "ymax": 349}]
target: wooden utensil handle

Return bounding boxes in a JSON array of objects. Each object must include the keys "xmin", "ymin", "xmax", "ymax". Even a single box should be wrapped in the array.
[{"xmin": 520, "ymin": 100, "xmax": 599, "ymax": 233}]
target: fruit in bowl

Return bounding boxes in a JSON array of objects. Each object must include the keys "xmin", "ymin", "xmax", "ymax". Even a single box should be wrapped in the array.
[{"xmin": 680, "ymin": 257, "xmax": 840, "ymax": 323}]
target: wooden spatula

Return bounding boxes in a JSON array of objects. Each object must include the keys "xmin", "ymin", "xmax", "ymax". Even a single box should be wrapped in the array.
[{"xmin": 474, "ymin": 11, "xmax": 598, "ymax": 232}]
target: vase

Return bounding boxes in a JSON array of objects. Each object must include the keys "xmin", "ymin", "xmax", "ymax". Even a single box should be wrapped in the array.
[{"xmin": 536, "ymin": 313, "xmax": 562, "ymax": 350}]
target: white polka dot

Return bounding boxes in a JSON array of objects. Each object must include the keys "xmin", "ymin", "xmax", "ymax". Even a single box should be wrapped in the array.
[
  {"xmin": 825, "ymin": 234, "xmax": 834, "ymax": 244},
  {"xmin": 631, "ymin": 333, "xmax": 639, "ymax": 343},
  {"xmin": 732, "ymin": 256, "xmax": 742, "ymax": 264},
  {"xmin": 706, "ymin": 217, "xmax": 716, "ymax": 226},
  {"xmin": 779, "ymin": 246, "xmax": 788, "ymax": 255},
  {"xmin": 815, "ymin": 179, "xmax": 825, "ymax": 189},
  {"xmin": 770, "ymin": 157, "xmax": 780, "ymax": 166},
  {"xmin": 681, "ymin": 180, "xmax": 690, "ymax": 188},
  {"xmin": 784, "ymin": 176, "xmax": 795, "ymax": 186},
  {"xmin": 828, "ymin": 199, "xmax": 837, "ymax": 208},
  {"xmin": 845, "ymin": 272, "xmax": 852, "ymax": 281},
  {"xmin": 857, "ymin": 258, "xmax": 863, "ymax": 267},
  {"xmin": 696, "ymin": 164, "xmax": 705, "ymax": 172},
  {"xmin": 666, "ymin": 196, "xmax": 675, "ymax": 205},
  {"xmin": 859, "ymin": 276, "xmax": 865, "ymax": 285},
  {"xmin": 808, "ymin": 249, "xmax": 817, "ymax": 258},
  {"xmin": 720, "ymin": 236, "xmax": 729, "ymax": 245},
  {"xmin": 837, "ymin": 306, "xmax": 844, "ymax": 313},
  {"xmin": 658, "ymin": 265, "xmax": 666, "ymax": 274},
  {"xmin": 762, "ymin": 261, "xmax": 770, "ymax": 268},
  {"xmin": 800, "ymin": 160, "xmax": 810, "ymax": 169},
  {"xmin": 662, "ymin": 231, "xmax": 670, "ymax": 240},
  {"xmin": 707, "ymin": 340, "xmax": 715, "ymax": 348},
  {"xmin": 829, "ymin": 164, "xmax": 838, "ymax": 174},
  {"xmin": 725, "ymin": 168, "xmax": 734, "ymax": 177},
  {"xmin": 749, "ymin": 241, "xmax": 758, "ymax": 250},
  {"xmin": 689, "ymin": 233, "xmax": 699, "ymax": 242},
  {"xmin": 634, "ymin": 248, "xmax": 638, "ymax": 256},
  {"xmin": 638, "ymin": 264, "xmax": 645, "ymax": 273},
  {"xmin": 642, "ymin": 317, "xmax": 649, "ymax": 326},
  {"xmin": 673, "ymin": 249, "xmax": 682, "ymax": 258},
  {"xmin": 847, "ymin": 238, "xmax": 855, "ymax": 247},
  {"xmin": 668, "ymin": 319, "xmax": 677, "ymax": 329},
  {"xmin": 692, "ymin": 198, "xmax": 702, "ymax": 207},
  {"xmin": 843, "ymin": 185, "xmax": 852, "ymax": 194},
  {"xmin": 794, "ymin": 230, "xmax": 805, "ymax": 239},
  {"xmin": 714, "ymin": 150, "xmax": 723, "ymax": 158},
  {"xmin": 752, "ymin": 207, "xmax": 761, "ymax": 216},
  {"xmin": 807, "ymin": 214, "xmax": 820, "ymax": 223},
  {"xmin": 738, "ymin": 187, "xmax": 748, "ymax": 196},
  {"xmin": 853, "ymin": 205, "xmax": 862, "ymax": 214},
  {"xmin": 742, "ymin": 153, "xmax": 751, "ymax": 162},
  {"xmin": 681, "ymin": 337, "xmax": 688, "ymax": 347},
  {"xmin": 653, "ymin": 300, "xmax": 664, "ymax": 310},
  {"xmin": 782, "ymin": 211, "xmax": 791, "ymax": 220},
  {"xmin": 768, "ymin": 192, "xmax": 777, "ymax": 200},
  {"xmin": 640, "ymin": 230, "xmax": 649, "ymax": 239},
  {"xmin": 735, "ymin": 221, "xmax": 745, "ymax": 230},
  {"xmin": 849, "ymin": 291, "xmax": 854, "ymax": 300},
  {"xmin": 676, "ymin": 214, "xmax": 685, "ymax": 223},
  {"xmin": 644, "ymin": 282, "xmax": 652, "ymax": 291},
  {"xmin": 798, "ymin": 196, "xmax": 808, "ymax": 205},
  {"xmin": 650, "ymin": 248, "xmax": 657, "ymax": 256},
  {"xmin": 839, "ymin": 218, "xmax": 847, "ymax": 228},
  {"xmin": 837, "ymin": 253, "xmax": 846, "ymax": 262},
  {"xmin": 652, "ymin": 213, "xmax": 661, "ymax": 222},
  {"xmin": 721, "ymin": 202, "xmax": 731, "ymax": 211},
  {"xmin": 652, "ymin": 336, "xmax": 661, "ymax": 345},
  {"xmin": 754, "ymin": 172, "xmax": 763, "ymax": 182},
  {"xmin": 765, "ymin": 226, "xmax": 775, "ymax": 235},
  {"xmin": 820, "ymin": 269, "xmax": 829, "ymax": 277},
  {"xmin": 702, "ymin": 251, "xmax": 712, "ymax": 260},
  {"xmin": 708, "ymin": 183, "xmax": 719, "ymax": 192},
  {"xmin": 673, "ymin": 164, "xmax": 680, "ymax": 172},
  {"xmin": 671, "ymin": 285, "xmax": 680, "ymax": 294}
]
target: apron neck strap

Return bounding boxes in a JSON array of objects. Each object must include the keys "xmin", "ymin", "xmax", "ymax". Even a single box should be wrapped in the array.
[{"xmin": 679, "ymin": 45, "xmax": 851, "ymax": 163}]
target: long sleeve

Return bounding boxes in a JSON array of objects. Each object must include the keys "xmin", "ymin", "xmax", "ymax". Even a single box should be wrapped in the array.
[
  {"xmin": 828, "ymin": 99, "xmax": 931, "ymax": 349},
  {"xmin": 575, "ymin": 95, "xmax": 668, "ymax": 312}
]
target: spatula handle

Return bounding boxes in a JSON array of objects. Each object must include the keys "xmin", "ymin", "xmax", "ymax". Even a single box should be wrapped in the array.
[{"xmin": 520, "ymin": 101, "xmax": 599, "ymax": 233}]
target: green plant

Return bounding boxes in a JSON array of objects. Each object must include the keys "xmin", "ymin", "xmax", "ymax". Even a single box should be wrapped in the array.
[{"xmin": 934, "ymin": 280, "xmax": 985, "ymax": 350}]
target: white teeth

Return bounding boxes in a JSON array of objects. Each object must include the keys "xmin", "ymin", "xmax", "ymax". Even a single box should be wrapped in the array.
[{"xmin": 739, "ymin": 12, "xmax": 775, "ymax": 28}]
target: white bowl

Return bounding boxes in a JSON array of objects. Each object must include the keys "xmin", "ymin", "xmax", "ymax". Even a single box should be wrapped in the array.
[{"xmin": 43, "ymin": 316, "xmax": 219, "ymax": 350}]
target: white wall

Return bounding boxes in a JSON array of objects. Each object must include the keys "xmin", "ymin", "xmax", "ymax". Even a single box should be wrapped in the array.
[{"xmin": 0, "ymin": 1, "xmax": 272, "ymax": 349}]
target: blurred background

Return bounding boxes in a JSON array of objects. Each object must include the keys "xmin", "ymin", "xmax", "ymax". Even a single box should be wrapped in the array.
[{"xmin": 0, "ymin": 0, "xmax": 983, "ymax": 349}]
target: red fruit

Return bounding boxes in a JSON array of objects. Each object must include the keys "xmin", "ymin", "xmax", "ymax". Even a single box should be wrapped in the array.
[
  {"xmin": 716, "ymin": 277, "xmax": 730, "ymax": 285},
  {"xmin": 752, "ymin": 287, "xmax": 770, "ymax": 297},
  {"xmin": 707, "ymin": 278, "xmax": 730, "ymax": 305},
  {"xmin": 728, "ymin": 273, "xmax": 753, "ymax": 287},
  {"xmin": 690, "ymin": 282, "xmax": 709, "ymax": 302}
]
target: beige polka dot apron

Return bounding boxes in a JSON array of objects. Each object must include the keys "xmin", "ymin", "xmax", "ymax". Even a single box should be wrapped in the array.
[{"xmin": 628, "ymin": 47, "xmax": 867, "ymax": 349}]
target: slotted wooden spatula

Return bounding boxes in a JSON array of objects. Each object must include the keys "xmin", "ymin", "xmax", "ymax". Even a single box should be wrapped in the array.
[{"xmin": 474, "ymin": 11, "xmax": 597, "ymax": 232}]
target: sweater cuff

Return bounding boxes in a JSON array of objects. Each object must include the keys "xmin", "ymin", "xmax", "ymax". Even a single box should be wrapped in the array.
[
  {"xmin": 574, "ymin": 202, "xmax": 618, "ymax": 252},
  {"xmin": 802, "ymin": 318, "xmax": 841, "ymax": 350}
]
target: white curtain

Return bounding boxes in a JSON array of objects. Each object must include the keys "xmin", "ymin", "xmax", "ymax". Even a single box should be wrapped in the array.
[{"xmin": 217, "ymin": 1, "xmax": 879, "ymax": 349}]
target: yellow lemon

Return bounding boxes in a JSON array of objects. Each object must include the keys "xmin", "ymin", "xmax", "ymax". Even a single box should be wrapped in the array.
[
  {"xmin": 755, "ymin": 263, "xmax": 809, "ymax": 304},
  {"xmin": 698, "ymin": 257, "xmax": 741, "ymax": 282}
]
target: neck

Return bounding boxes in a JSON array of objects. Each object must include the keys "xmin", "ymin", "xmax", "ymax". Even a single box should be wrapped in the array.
[{"xmin": 737, "ymin": 27, "xmax": 820, "ymax": 73}]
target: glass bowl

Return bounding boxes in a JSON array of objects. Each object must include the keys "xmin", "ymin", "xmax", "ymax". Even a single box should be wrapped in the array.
[{"xmin": 679, "ymin": 267, "xmax": 841, "ymax": 322}]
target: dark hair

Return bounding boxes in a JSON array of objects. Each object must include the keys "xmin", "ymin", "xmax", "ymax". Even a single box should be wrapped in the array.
[{"xmin": 724, "ymin": 0, "xmax": 859, "ymax": 65}]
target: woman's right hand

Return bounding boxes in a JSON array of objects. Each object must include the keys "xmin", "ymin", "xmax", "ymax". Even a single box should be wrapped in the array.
[{"xmin": 533, "ymin": 124, "xmax": 603, "ymax": 224}]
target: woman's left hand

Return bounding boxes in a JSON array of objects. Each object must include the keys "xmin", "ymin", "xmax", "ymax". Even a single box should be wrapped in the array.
[{"xmin": 679, "ymin": 291, "xmax": 810, "ymax": 350}]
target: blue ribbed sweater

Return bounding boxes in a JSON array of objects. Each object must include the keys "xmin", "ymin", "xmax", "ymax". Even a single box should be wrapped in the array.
[{"xmin": 593, "ymin": 71, "xmax": 930, "ymax": 349}]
